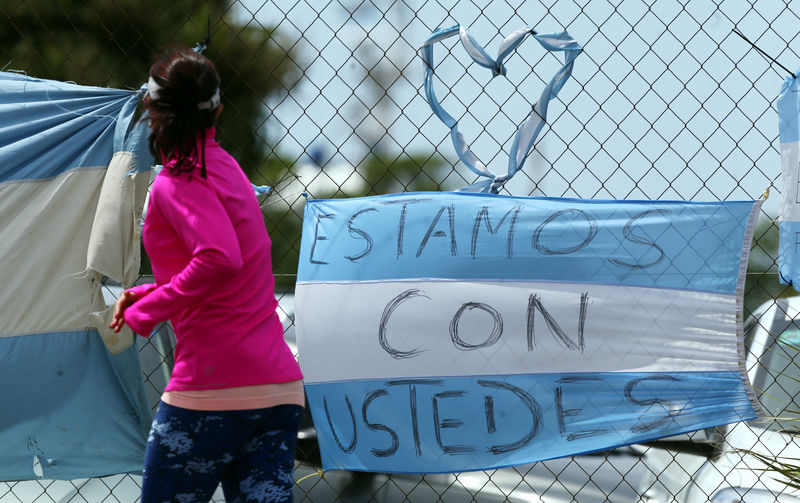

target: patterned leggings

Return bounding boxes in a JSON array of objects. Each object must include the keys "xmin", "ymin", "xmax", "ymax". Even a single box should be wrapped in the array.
[{"xmin": 141, "ymin": 401, "xmax": 303, "ymax": 503}]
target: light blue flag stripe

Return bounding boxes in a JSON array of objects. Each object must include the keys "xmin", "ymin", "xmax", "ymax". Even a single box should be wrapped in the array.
[
  {"xmin": 297, "ymin": 192, "xmax": 757, "ymax": 294},
  {"xmin": 780, "ymin": 221, "xmax": 800, "ymax": 284},
  {"xmin": 0, "ymin": 72, "xmax": 136, "ymax": 183},
  {"xmin": 0, "ymin": 330, "xmax": 150, "ymax": 481},
  {"xmin": 778, "ymin": 73, "xmax": 800, "ymax": 144},
  {"xmin": 305, "ymin": 371, "xmax": 756, "ymax": 473}
]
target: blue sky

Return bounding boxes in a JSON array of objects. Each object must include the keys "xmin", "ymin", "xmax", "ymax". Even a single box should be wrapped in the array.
[{"xmin": 233, "ymin": 0, "xmax": 797, "ymax": 214}]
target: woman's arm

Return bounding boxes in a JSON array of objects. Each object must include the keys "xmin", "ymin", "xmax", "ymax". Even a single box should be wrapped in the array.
[{"xmin": 123, "ymin": 177, "xmax": 243, "ymax": 336}]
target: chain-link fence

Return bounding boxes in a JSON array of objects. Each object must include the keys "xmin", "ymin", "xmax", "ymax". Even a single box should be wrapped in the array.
[{"xmin": 2, "ymin": 0, "xmax": 800, "ymax": 501}]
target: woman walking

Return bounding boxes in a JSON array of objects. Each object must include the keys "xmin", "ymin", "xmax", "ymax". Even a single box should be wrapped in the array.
[{"xmin": 110, "ymin": 47, "xmax": 304, "ymax": 503}]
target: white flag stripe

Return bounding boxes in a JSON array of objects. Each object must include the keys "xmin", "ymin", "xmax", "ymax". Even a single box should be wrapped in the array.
[
  {"xmin": 296, "ymin": 280, "xmax": 739, "ymax": 383},
  {"xmin": 0, "ymin": 168, "xmax": 107, "ymax": 337}
]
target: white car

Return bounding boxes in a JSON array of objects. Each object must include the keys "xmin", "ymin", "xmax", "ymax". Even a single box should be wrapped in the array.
[{"xmin": 639, "ymin": 296, "xmax": 800, "ymax": 502}]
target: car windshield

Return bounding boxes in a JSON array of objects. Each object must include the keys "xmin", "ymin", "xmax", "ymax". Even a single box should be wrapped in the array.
[{"xmin": 749, "ymin": 312, "xmax": 800, "ymax": 432}]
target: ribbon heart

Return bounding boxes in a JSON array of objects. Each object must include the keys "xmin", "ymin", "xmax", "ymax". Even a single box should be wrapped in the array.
[{"xmin": 421, "ymin": 26, "xmax": 582, "ymax": 193}]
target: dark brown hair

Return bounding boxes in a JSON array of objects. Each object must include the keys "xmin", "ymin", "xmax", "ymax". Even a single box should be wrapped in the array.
[{"xmin": 144, "ymin": 47, "xmax": 221, "ymax": 178}]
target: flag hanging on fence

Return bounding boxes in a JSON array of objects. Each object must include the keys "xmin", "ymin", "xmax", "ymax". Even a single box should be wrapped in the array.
[
  {"xmin": 0, "ymin": 72, "xmax": 153, "ymax": 480},
  {"xmin": 296, "ymin": 192, "xmax": 763, "ymax": 473},
  {"xmin": 778, "ymin": 73, "xmax": 800, "ymax": 288}
]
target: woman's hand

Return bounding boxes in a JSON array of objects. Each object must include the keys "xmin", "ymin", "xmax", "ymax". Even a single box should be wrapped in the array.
[{"xmin": 109, "ymin": 290, "xmax": 137, "ymax": 333}]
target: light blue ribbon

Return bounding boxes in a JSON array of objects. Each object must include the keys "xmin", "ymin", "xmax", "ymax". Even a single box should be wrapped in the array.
[
  {"xmin": 252, "ymin": 184, "xmax": 272, "ymax": 196},
  {"xmin": 421, "ymin": 26, "xmax": 582, "ymax": 193}
]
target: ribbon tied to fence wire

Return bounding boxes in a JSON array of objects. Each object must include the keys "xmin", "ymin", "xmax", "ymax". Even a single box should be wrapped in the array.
[{"xmin": 421, "ymin": 26, "xmax": 582, "ymax": 193}]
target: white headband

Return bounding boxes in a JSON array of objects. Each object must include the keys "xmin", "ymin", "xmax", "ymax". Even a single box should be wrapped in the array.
[
  {"xmin": 146, "ymin": 76, "xmax": 162, "ymax": 101},
  {"xmin": 147, "ymin": 76, "xmax": 221, "ymax": 110},
  {"xmin": 197, "ymin": 87, "xmax": 221, "ymax": 110}
]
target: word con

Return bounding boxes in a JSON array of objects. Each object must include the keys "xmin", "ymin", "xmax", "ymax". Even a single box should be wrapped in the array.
[{"xmin": 378, "ymin": 288, "xmax": 589, "ymax": 358}]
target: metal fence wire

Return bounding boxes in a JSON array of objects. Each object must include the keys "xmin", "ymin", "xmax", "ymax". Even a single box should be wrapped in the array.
[{"xmin": 2, "ymin": 0, "xmax": 800, "ymax": 501}]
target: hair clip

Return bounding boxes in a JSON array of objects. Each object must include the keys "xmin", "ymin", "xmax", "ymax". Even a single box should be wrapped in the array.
[{"xmin": 197, "ymin": 88, "xmax": 220, "ymax": 110}]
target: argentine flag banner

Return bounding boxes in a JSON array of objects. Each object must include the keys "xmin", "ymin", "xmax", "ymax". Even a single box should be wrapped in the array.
[
  {"xmin": 296, "ymin": 192, "xmax": 763, "ymax": 473},
  {"xmin": 0, "ymin": 72, "xmax": 152, "ymax": 480}
]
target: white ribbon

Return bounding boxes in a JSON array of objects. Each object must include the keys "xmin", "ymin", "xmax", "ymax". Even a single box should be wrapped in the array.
[{"xmin": 146, "ymin": 76, "xmax": 220, "ymax": 110}]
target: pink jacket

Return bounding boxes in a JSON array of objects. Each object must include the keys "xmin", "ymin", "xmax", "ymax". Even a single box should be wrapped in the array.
[{"xmin": 124, "ymin": 128, "xmax": 302, "ymax": 391}]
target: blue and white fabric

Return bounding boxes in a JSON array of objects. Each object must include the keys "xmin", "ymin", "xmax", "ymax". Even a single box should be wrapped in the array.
[
  {"xmin": 778, "ymin": 72, "xmax": 800, "ymax": 288},
  {"xmin": 296, "ymin": 192, "xmax": 762, "ymax": 473},
  {"xmin": 0, "ymin": 72, "xmax": 153, "ymax": 480}
]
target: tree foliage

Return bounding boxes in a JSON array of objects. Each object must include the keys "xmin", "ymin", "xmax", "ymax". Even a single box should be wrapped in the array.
[{"xmin": 0, "ymin": 0, "xmax": 299, "ymax": 174}]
